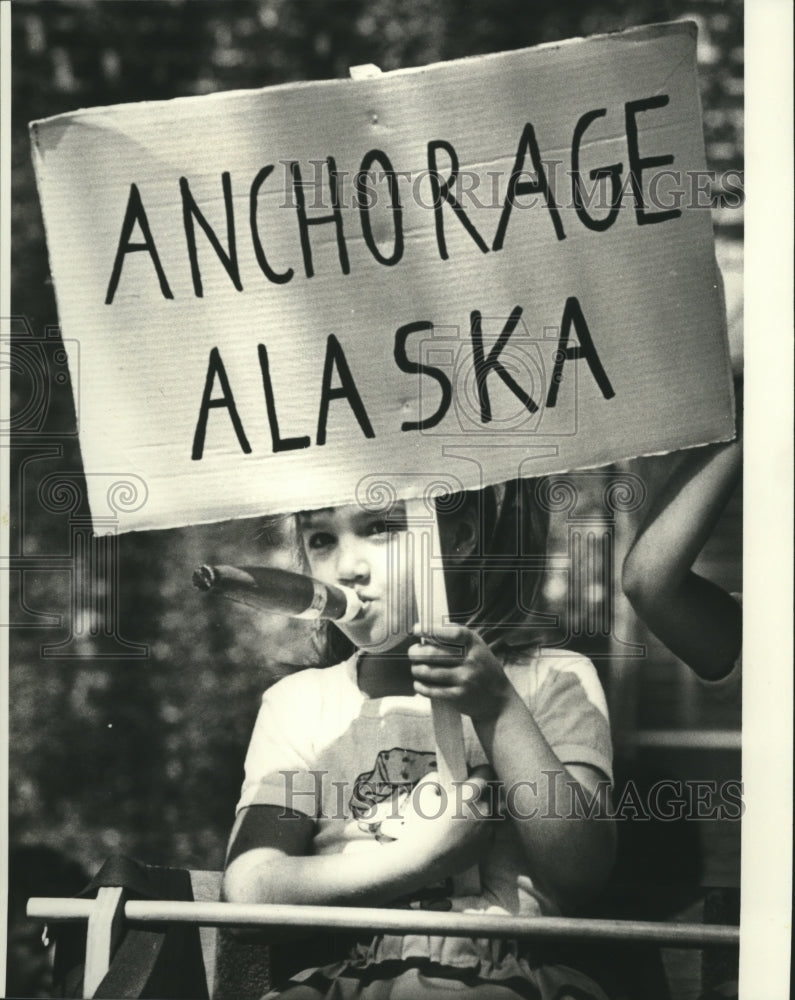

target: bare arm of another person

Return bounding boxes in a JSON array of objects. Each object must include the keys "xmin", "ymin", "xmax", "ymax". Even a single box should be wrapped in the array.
[{"xmin": 622, "ymin": 414, "xmax": 742, "ymax": 680}]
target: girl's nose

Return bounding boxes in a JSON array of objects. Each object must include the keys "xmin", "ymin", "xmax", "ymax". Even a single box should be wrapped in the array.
[{"xmin": 336, "ymin": 539, "xmax": 369, "ymax": 584}]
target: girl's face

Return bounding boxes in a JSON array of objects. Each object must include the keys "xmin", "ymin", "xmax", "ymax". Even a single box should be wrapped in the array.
[{"xmin": 299, "ymin": 502, "xmax": 414, "ymax": 652}]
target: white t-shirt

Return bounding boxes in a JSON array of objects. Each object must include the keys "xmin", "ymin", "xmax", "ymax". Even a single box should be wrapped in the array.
[{"xmin": 237, "ymin": 647, "xmax": 613, "ymax": 918}]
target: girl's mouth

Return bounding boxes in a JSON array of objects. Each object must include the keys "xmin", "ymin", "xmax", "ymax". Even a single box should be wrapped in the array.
[{"xmin": 352, "ymin": 596, "xmax": 375, "ymax": 621}]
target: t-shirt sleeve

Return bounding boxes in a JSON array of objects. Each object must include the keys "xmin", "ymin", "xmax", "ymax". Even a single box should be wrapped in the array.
[
  {"xmin": 236, "ymin": 673, "xmax": 322, "ymax": 818},
  {"xmin": 509, "ymin": 651, "xmax": 613, "ymax": 785}
]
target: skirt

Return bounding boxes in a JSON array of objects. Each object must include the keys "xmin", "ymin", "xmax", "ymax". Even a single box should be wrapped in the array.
[{"xmin": 262, "ymin": 933, "xmax": 612, "ymax": 1000}]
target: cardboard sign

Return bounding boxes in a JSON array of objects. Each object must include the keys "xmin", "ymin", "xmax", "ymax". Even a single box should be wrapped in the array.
[{"xmin": 31, "ymin": 21, "xmax": 734, "ymax": 532}]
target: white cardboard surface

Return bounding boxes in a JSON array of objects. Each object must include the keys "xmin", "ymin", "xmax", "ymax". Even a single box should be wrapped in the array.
[{"xmin": 31, "ymin": 21, "xmax": 734, "ymax": 532}]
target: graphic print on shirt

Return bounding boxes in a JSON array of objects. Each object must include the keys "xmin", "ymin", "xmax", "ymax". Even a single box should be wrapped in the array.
[
  {"xmin": 349, "ymin": 746, "xmax": 453, "ymax": 908},
  {"xmin": 350, "ymin": 747, "xmax": 438, "ymax": 841}
]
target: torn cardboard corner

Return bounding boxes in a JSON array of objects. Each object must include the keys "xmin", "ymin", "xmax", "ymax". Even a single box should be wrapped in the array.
[{"xmin": 31, "ymin": 20, "xmax": 734, "ymax": 533}]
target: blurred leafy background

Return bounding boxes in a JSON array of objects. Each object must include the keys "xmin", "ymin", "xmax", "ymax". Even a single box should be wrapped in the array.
[{"xmin": 7, "ymin": 1, "xmax": 742, "ymax": 994}]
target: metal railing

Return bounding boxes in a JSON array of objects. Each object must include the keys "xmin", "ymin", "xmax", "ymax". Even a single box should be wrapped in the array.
[{"xmin": 28, "ymin": 889, "xmax": 740, "ymax": 999}]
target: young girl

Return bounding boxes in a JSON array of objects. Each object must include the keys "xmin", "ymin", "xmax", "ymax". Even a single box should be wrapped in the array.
[{"xmin": 223, "ymin": 480, "xmax": 616, "ymax": 999}]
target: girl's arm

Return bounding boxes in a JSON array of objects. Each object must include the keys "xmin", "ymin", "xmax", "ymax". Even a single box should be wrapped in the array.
[
  {"xmin": 410, "ymin": 628, "xmax": 615, "ymax": 913},
  {"xmin": 621, "ymin": 431, "xmax": 742, "ymax": 680},
  {"xmin": 474, "ymin": 685, "xmax": 615, "ymax": 911},
  {"xmin": 223, "ymin": 784, "xmax": 493, "ymax": 907}
]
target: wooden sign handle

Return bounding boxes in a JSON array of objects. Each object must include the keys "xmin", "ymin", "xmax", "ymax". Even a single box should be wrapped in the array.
[
  {"xmin": 409, "ymin": 505, "xmax": 467, "ymax": 785},
  {"xmin": 349, "ymin": 63, "xmax": 383, "ymax": 80},
  {"xmin": 407, "ymin": 497, "xmax": 480, "ymax": 896}
]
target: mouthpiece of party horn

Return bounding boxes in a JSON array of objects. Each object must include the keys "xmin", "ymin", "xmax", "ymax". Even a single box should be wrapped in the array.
[{"xmin": 193, "ymin": 564, "xmax": 365, "ymax": 623}]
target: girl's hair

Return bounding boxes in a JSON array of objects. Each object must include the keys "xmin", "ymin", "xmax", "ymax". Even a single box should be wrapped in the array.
[
  {"xmin": 321, "ymin": 477, "xmax": 550, "ymax": 663},
  {"xmin": 437, "ymin": 477, "xmax": 550, "ymax": 649}
]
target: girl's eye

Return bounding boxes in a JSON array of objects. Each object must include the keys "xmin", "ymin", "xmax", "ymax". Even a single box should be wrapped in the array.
[
  {"xmin": 306, "ymin": 531, "xmax": 335, "ymax": 550},
  {"xmin": 364, "ymin": 510, "xmax": 407, "ymax": 537}
]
